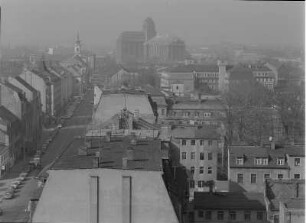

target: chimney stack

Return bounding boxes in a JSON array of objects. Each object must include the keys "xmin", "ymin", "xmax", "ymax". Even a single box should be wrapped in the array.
[
  {"xmin": 122, "ymin": 157, "xmax": 128, "ymax": 169},
  {"xmin": 126, "ymin": 147, "xmax": 134, "ymax": 160},
  {"xmin": 269, "ymin": 136, "xmax": 275, "ymax": 150},
  {"xmin": 105, "ymin": 131, "xmax": 111, "ymax": 142},
  {"xmin": 93, "ymin": 151, "xmax": 100, "ymax": 168}
]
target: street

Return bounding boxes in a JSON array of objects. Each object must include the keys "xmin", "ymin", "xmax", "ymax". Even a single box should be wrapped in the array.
[{"xmin": 0, "ymin": 89, "xmax": 94, "ymax": 222}]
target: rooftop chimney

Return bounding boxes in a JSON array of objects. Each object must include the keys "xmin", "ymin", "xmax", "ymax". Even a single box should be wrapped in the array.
[
  {"xmin": 126, "ymin": 147, "xmax": 134, "ymax": 160},
  {"xmin": 89, "ymin": 176, "xmax": 99, "ymax": 223},
  {"xmin": 133, "ymin": 109, "xmax": 139, "ymax": 121},
  {"xmin": 269, "ymin": 136, "xmax": 275, "ymax": 150},
  {"xmin": 122, "ymin": 157, "xmax": 128, "ymax": 169},
  {"xmin": 93, "ymin": 151, "xmax": 100, "ymax": 168},
  {"xmin": 122, "ymin": 176, "xmax": 132, "ymax": 223}
]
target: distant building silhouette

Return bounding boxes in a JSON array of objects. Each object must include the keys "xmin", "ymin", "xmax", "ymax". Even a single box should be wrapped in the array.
[
  {"xmin": 143, "ymin": 17, "xmax": 157, "ymax": 42},
  {"xmin": 74, "ymin": 32, "xmax": 81, "ymax": 57},
  {"xmin": 116, "ymin": 18, "xmax": 186, "ymax": 65}
]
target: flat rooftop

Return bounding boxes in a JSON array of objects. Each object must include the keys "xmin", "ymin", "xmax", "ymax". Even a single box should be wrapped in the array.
[{"xmin": 52, "ymin": 136, "xmax": 162, "ymax": 171}]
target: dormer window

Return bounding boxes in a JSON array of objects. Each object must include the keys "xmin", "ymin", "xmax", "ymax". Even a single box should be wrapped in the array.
[
  {"xmin": 262, "ymin": 158, "xmax": 268, "ymax": 165},
  {"xmin": 277, "ymin": 158, "xmax": 285, "ymax": 165},
  {"xmin": 236, "ymin": 157, "xmax": 244, "ymax": 165},
  {"xmin": 255, "ymin": 158, "xmax": 262, "ymax": 165}
]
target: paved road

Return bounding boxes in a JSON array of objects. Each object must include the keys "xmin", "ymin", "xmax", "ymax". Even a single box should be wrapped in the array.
[{"xmin": 0, "ymin": 89, "xmax": 94, "ymax": 222}]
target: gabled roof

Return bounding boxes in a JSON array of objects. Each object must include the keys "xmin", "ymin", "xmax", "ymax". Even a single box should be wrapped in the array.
[
  {"xmin": 0, "ymin": 106, "xmax": 19, "ymax": 122},
  {"xmin": 15, "ymin": 76, "xmax": 38, "ymax": 95},
  {"xmin": 194, "ymin": 192, "xmax": 266, "ymax": 210},
  {"xmin": 171, "ymin": 99, "xmax": 225, "ymax": 110}
]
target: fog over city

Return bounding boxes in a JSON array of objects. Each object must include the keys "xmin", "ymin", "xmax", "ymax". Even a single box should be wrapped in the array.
[{"xmin": 1, "ymin": 0, "xmax": 304, "ymax": 48}]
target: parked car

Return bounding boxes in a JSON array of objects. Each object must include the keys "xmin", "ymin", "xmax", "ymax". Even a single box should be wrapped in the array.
[
  {"xmin": 17, "ymin": 176, "xmax": 25, "ymax": 182},
  {"xmin": 57, "ymin": 124, "xmax": 63, "ymax": 129},
  {"xmin": 4, "ymin": 191, "xmax": 14, "ymax": 199}
]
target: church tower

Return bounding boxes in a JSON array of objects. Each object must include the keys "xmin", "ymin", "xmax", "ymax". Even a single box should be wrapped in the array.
[
  {"xmin": 143, "ymin": 17, "xmax": 157, "ymax": 42},
  {"xmin": 74, "ymin": 32, "xmax": 81, "ymax": 56}
]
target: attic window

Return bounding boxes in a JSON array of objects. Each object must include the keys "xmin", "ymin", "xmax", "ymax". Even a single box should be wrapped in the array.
[
  {"xmin": 277, "ymin": 158, "xmax": 285, "ymax": 165},
  {"xmin": 236, "ymin": 157, "xmax": 244, "ymax": 165}
]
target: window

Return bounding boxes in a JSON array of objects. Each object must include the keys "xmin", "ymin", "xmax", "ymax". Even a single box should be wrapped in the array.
[
  {"xmin": 198, "ymin": 210, "xmax": 204, "ymax": 218},
  {"xmin": 199, "ymin": 167, "xmax": 204, "ymax": 174},
  {"xmin": 229, "ymin": 211, "xmax": 236, "ymax": 220},
  {"xmin": 236, "ymin": 157, "xmax": 244, "ymax": 165},
  {"xmin": 182, "ymin": 152, "xmax": 186, "ymax": 160},
  {"xmin": 207, "ymin": 167, "xmax": 212, "ymax": 174},
  {"xmin": 198, "ymin": 181, "xmax": 204, "ymax": 188},
  {"xmin": 200, "ymin": 152, "xmax": 204, "ymax": 160},
  {"xmin": 190, "ymin": 180, "xmax": 195, "ymax": 188},
  {"xmin": 200, "ymin": 140, "xmax": 203, "ymax": 145},
  {"xmin": 295, "ymin": 158, "xmax": 301, "ymax": 166},
  {"xmin": 262, "ymin": 158, "xmax": 268, "ymax": 165},
  {"xmin": 278, "ymin": 174, "xmax": 283, "ymax": 179},
  {"xmin": 255, "ymin": 158, "xmax": 262, "ymax": 165},
  {"xmin": 251, "ymin": 174, "xmax": 257, "ymax": 184},
  {"xmin": 195, "ymin": 112, "xmax": 199, "ymax": 117},
  {"xmin": 191, "ymin": 152, "xmax": 195, "ymax": 160},
  {"xmin": 277, "ymin": 158, "xmax": 285, "ymax": 165},
  {"xmin": 208, "ymin": 153, "xmax": 212, "ymax": 160},
  {"xmin": 257, "ymin": 212, "xmax": 264, "ymax": 220},
  {"xmin": 244, "ymin": 211, "xmax": 251, "ymax": 221},
  {"xmin": 264, "ymin": 174, "xmax": 270, "ymax": 180},
  {"xmin": 191, "ymin": 140, "xmax": 195, "ymax": 145},
  {"xmin": 237, "ymin": 173, "xmax": 243, "ymax": 183},
  {"xmin": 294, "ymin": 174, "xmax": 300, "ymax": 179},
  {"xmin": 205, "ymin": 211, "xmax": 212, "ymax": 220},
  {"xmin": 217, "ymin": 211, "xmax": 224, "ymax": 220},
  {"xmin": 182, "ymin": 140, "xmax": 186, "ymax": 146},
  {"xmin": 191, "ymin": 167, "xmax": 195, "ymax": 174},
  {"xmin": 208, "ymin": 140, "xmax": 213, "ymax": 146},
  {"xmin": 161, "ymin": 109, "xmax": 165, "ymax": 115}
]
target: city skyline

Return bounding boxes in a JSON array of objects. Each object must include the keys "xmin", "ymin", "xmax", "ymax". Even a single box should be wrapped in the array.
[{"xmin": 0, "ymin": 0, "xmax": 304, "ymax": 48}]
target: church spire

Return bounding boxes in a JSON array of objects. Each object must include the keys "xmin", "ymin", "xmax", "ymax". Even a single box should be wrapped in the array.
[{"xmin": 74, "ymin": 31, "xmax": 81, "ymax": 56}]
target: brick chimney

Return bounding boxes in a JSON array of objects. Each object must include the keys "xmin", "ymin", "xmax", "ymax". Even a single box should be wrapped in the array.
[
  {"xmin": 126, "ymin": 147, "xmax": 134, "ymax": 160},
  {"xmin": 93, "ymin": 151, "xmax": 100, "ymax": 168}
]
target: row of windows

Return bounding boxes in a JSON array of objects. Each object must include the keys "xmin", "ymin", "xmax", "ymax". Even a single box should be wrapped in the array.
[
  {"xmin": 236, "ymin": 157, "xmax": 287, "ymax": 166},
  {"xmin": 182, "ymin": 139, "xmax": 214, "ymax": 146},
  {"xmin": 190, "ymin": 166, "xmax": 213, "ymax": 175},
  {"xmin": 196, "ymin": 210, "xmax": 264, "ymax": 221},
  {"xmin": 197, "ymin": 73, "xmax": 219, "ymax": 78},
  {"xmin": 170, "ymin": 111, "xmax": 212, "ymax": 117},
  {"xmin": 189, "ymin": 179, "xmax": 212, "ymax": 188},
  {"xmin": 198, "ymin": 79, "xmax": 218, "ymax": 83},
  {"xmin": 236, "ymin": 172, "xmax": 300, "ymax": 184},
  {"xmin": 182, "ymin": 152, "xmax": 213, "ymax": 160}
]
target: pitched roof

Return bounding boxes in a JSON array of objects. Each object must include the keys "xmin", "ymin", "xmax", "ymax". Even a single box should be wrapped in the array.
[
  {"xmin": 194, "ymin": 192, "xmax": 266, "ymax": 210},
  {"xmin": 166, "ymin": 64, "xmax": 219, "ymax": 73},
  {"xmin": 229, "ymin": 146, "xmax": 296, "ymax": 169},
  {"xmin": 15, "ymin": 76, "xmax": 38, "ymax": 95},
  {"xmin": 171, "ymin": 126, "xmax": 220, "ymax": 139},
  {"xmin": 0, "ymin": 106, "xmax": 19, "ymax": 122}
]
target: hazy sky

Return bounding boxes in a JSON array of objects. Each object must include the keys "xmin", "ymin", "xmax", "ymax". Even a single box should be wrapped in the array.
[{"xmin": 0, "ymin": 0, "xmax": 304, "ymax": 48}]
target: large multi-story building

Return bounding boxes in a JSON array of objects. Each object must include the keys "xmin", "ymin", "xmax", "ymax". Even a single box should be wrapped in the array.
[
  {"xmin": 116, "ymin": 31, "xmax": 145, "ymax": 65},
  {"xmin": 116, "ymin": 17, "xmax": 185, "ymax": 65},
  {"xmin": 32, "ymin": 133, "xmax": 184, "ymax": 223},
  {"xmin": 165, "ymin": 97, "xmax": 226, "ymax": 127},
  {"xmin": 228, "ymin": 145, "xmax": 304, "ymax": 193},
  {"xmin": 170, "ymin": 126, "xmax": 227, "ymax": 199},
  {"xmin": 160, "ymin": 62, "xmax": 230, "ymax": 96},
  {"xmin": 144, "ymin": 35, "xmax": 186, "ymax": 64}
]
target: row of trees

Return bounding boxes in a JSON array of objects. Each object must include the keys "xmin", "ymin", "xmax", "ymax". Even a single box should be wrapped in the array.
[{"xmin": 222, "ymin": 80, "xmax": 304, "ymax": 146}]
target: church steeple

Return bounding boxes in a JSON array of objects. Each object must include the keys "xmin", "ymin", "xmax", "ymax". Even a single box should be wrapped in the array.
[{"xmin": 74, "ymin": 32, "xmax": 81, "ymax": 56}]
